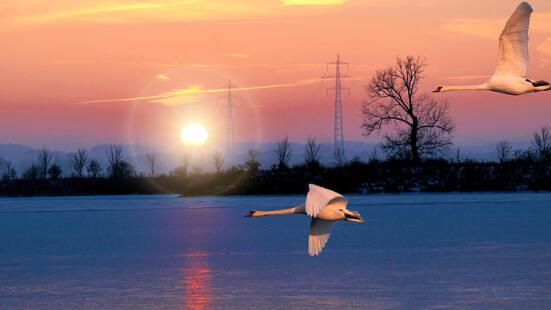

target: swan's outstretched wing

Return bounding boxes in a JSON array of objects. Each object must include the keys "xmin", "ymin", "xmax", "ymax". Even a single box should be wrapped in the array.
[
  {"xmin": 308, "ymin": 218, "xmax": 334, "ymax": 256},
  {"xmin": 494, "ymin": 2, "xmax": 532, "ymax": 78},
  {"xmin": 305, "ymin": 184, "xmax": 347, "ymax": 218}
]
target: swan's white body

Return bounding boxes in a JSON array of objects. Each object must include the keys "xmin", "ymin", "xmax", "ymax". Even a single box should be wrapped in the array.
[
  {"xmin": 434, "ymin": 2, "xmax": 550, "ymax": 96},
  {"xmin": 246, "ymin": 184, "xmax": 364, "ymax": 256}
]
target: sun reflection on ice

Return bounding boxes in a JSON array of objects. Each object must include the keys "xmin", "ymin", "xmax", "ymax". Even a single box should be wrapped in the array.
[{"xmin": 182, "ymin": 252, "xmax": 211, "ymax": 309}]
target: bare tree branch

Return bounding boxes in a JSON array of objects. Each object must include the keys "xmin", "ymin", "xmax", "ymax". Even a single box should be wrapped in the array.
[
  {"xmin": 275, "ymin": 136, "xmax": 292, "ymax": 169},
  {"xmin": 532, "ymin": 127, "xmax": 551, "ymax": 162},
  {"xmin": 37, "ymin": 148, "xmax": 52, "ymax": 180},
  {"xmin": 145, "ymin": 153, "xmax": 157, "ymax": 177},
  {"xmin": 70, "ymin": 149, "xmax": 88, "ymax": 178},
  {"xmin": 213, "ymin": 151, "xmax": 224, "ymax": 173},
  {"xmin": 496, "ymin": 141, "xmax": 512, "ymax": 163},
  {"xmin": 303, "ymin": 137, "xmax": 321, "ymax": 168}
]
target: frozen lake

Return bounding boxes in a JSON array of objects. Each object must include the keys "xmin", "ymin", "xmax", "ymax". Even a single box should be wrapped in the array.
[{"xmin": 1, "ymin": 193, "xmax": 551, "ymax": 309}]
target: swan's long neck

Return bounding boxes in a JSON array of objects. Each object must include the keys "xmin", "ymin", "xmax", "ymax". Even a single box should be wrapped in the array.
[
  {"xmin": 441, "ymin": 83, "xmax": 488, "ymax": 92},
  {"xmin": 253, "ymin": 204, "xmax": 305, "ymax": 217}
]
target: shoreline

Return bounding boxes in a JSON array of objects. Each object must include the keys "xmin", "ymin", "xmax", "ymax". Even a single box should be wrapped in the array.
[{"xmin": 1, "ymin": 189, "xmax": 550, "ymax": 199}]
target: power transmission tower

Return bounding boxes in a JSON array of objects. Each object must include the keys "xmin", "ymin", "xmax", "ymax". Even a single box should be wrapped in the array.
[
  {"xmin": 218, "ymin": 80, "xmax": 241, "ymax": 162},
  {"xmin": 323, "ymin": 54, "xmax": 351, "ymax": 160}
]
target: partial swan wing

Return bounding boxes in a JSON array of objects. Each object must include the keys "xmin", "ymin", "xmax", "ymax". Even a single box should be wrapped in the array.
[
  {"xmin": 305, "ymin": 184, "xmax": 347, "ymax": 218},
  {"xmin": 494, "ymin": 2, "xmax": 532, "ymax": 78},
  {"xmin": 308, "ymin": 218, "xmax": 334, "ymax": 256}
]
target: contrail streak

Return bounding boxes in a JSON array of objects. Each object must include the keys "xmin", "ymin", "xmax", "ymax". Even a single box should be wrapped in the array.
[{"xmin": 77, "ymin": 79, "xmax": 319, "ymax": 105}]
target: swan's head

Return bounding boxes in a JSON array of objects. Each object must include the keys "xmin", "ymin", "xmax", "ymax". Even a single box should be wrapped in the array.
[
  {"xmin": 341, "ymin": 209, "xmax": 365, "ymax": 223},
  {"xmin": 526, "ymin": 79, "xmax": 551, "ymax": 92},
  {"xmin": 245, "ymin": 210, "xmax": 257, "ymax": 217}
]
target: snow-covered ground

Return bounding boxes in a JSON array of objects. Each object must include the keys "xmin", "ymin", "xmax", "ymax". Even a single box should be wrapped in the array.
[{"xmin": 1, "ymin": 193, "xmax": 550, "ymax": 309}]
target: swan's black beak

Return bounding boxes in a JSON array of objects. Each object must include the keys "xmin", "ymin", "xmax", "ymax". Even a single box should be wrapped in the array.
[
  {"xmin": 344, "ymin": 210, "xmax": 365, "ymax": 223},
  {"xmin": 245, "ymin": 210, "xmax": 256, "ymax": 217},
  {"xmin": 433, "ymin": 86, "xmax": 443, "ymax": 93}
]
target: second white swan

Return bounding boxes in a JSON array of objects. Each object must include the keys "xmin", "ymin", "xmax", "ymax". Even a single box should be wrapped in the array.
[
  {"xmin": 246, "ymin": 184, "xmax": 365, "ymax": 256},
  {"xmin": 434, "ymin": 2, "xmax": 550, "ymax": 96}
]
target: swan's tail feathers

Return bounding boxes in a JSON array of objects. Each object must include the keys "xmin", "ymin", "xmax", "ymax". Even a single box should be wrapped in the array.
[
  {"xmin": 433, "ymin": 86, "xmax": 443, "ymax": 93},
  {"xmin": 245, "ymin": 210, "xmax": 257, "ymax": 217}
]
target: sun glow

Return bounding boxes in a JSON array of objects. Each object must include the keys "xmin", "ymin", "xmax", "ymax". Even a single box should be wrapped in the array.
[{"xmin": 180, "ymin": 123, "xmax": 208, "ymax": 145}]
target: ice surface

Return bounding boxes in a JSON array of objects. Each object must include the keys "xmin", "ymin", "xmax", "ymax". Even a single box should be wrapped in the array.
[{"xmin": 0, "ymin": 193, "xmax": 551, "ymax": 309}]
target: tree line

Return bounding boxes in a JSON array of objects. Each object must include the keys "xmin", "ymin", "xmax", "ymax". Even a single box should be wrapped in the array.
[
  {"xmin": 0, "ymin": 145, "xmax": 132, "ymax": 182},
  {"xmin": 0, "ymin": 125, "xmax": 549, "ymax": 196}
]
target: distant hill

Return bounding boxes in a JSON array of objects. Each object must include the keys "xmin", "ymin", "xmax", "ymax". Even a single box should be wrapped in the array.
[
  {"xmin": 87, "ymin": 144, "xmax": 158, "ymax": 158},
  {"xmin": 0, "ymin": 144, "xmax": 67, "ymax": 174}
]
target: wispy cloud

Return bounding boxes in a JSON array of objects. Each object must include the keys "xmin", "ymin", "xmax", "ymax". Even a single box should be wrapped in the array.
[
  {"xmin": 49, "ymin": 59, "xmax": 104, "ymax": 65},
  {"xmin": 10, "ymin": 2, "xmax": 185, "ymax": 25},
  {"xmin": 77, "ymin": 79, "xmax": 320, "ymax": 105},
  {"xmin": 442, "ymin": 74, "xmax": 490, "ymax": 81},
  {"xmin": 2, "ymin": 1, "xmax": 267, "ymax": 27},
  {"xmin": 440, "ymin": 19, "xmax": 501, "ymax": 39},
  {"xmin": 156, "ymin": 74, "xmax": 170, "ymax": 81},
  {"xmin": 537, "ymin": 37, "xmax": 551, "ymax": 55},
  {"xmin": 2, "ymin": 0, "xmax": 359, "ymax": 27},
  {"xmin": 226, "ymin": 53, "xmax": 251, "ymax": 59},
  {"xmin": 441, "ymin": 12, "xmax": 551, "ymax": 39},
  {"xmin": 139, "ymin": 62, "xmax": 234, "ymax": 68},
  {"xmin": 46, "ymin": 60, "xmax": 268, "ymax": 69},
  {"xmin": 536, "ymin": 37, "xmax": 551, "ymax": 68},
  {"xmin": 282, "ymin": 0, "xmax": 346, "ymax": 5}
]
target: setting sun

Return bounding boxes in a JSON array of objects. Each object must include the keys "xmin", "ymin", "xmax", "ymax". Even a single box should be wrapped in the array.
[{"xmin": 180, "ymin": 123, "xmax": 208, "ymax": 145}]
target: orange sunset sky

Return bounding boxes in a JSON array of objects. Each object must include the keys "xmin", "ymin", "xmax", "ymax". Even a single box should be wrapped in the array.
[{"xmin": 1, "ymin": 0, "xmax": 551, "ymax": 150}]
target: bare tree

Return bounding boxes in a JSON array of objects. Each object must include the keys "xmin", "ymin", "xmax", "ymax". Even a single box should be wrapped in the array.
[
  {"xmin": 2, "ymin": 160, "xmax": 17, "ymax": 181},
  {"xmin": 213, "ymin": 151, "xmax": 224, "ymax": 173},
  {"xmin": 106, "ymin": 145, "xmax": 134, "ymax": 178},
  {"xmin": 532, "ymin": 127, "xmax": 551, "ymax": 162},
  {"xmin": 106, "ymin": 145, "xmax": 122, "ymax": 178},
  {"xmin": 513, "ymin": 149, "xmax": 536, "ymax": 163},
  {"xmin": 275, "ymin": 136, "xmax": 292, "ymax": 169},
  {"xmin": 303, "ymin": 137, "xmax": 321, "ymax": 167},
  {"xmin": 245, "ymin": 148, "xmax": 261, "ymax": 172},
  {"xmin": 37, "ymin": 148, "xmax": 53, "ymax": 179},
  {"xmin": 174, "ymin": 153, "xmax": 190, "ymax": 176},
  {"xmin": 23, "ymin": 164, "xmax": 40, "ymax": 180},
  {"xmin": 48, "ymin": 164, "xmax": 62, "ymax": 180},
  {"xmin": 87, "ymin": 159, "xmax": 101, "ymax": 178},
  {"xmin": 145, "ymin": 153, "xmax": 157, "ymax": 177},
  {"xmin": 368, "ymin": 147, "xmax": 379, "ymax": 163},
  {"xmin": 191, "ymin": 165, "xmax": 203, "ymax": 175},
  {"xmin": 362, "ymin": 56, "xmax": 454, "ymax": 162},
  {"xmin": 496, "ymin": 141, "xmax": 512, "ymax": 163},
  {"xmin": 454, "ymin": 147, "xmax": 461, "ymax": 164},
  {"xmin": 70, "ymin": 149, "xmax": 88, "ymax": 178},
  {"xmin": 106, "ymin": 145, "xmax": 122, "ymax": 166}
]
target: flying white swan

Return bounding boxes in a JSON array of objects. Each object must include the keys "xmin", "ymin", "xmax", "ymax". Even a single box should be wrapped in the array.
[
  {"xmin": 246, "ymin": 184, "xmax": 364, "ymax": 256},
  {"xmin": 434, "ymin": 2, "xmax": 550, "ymax": 95}
]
